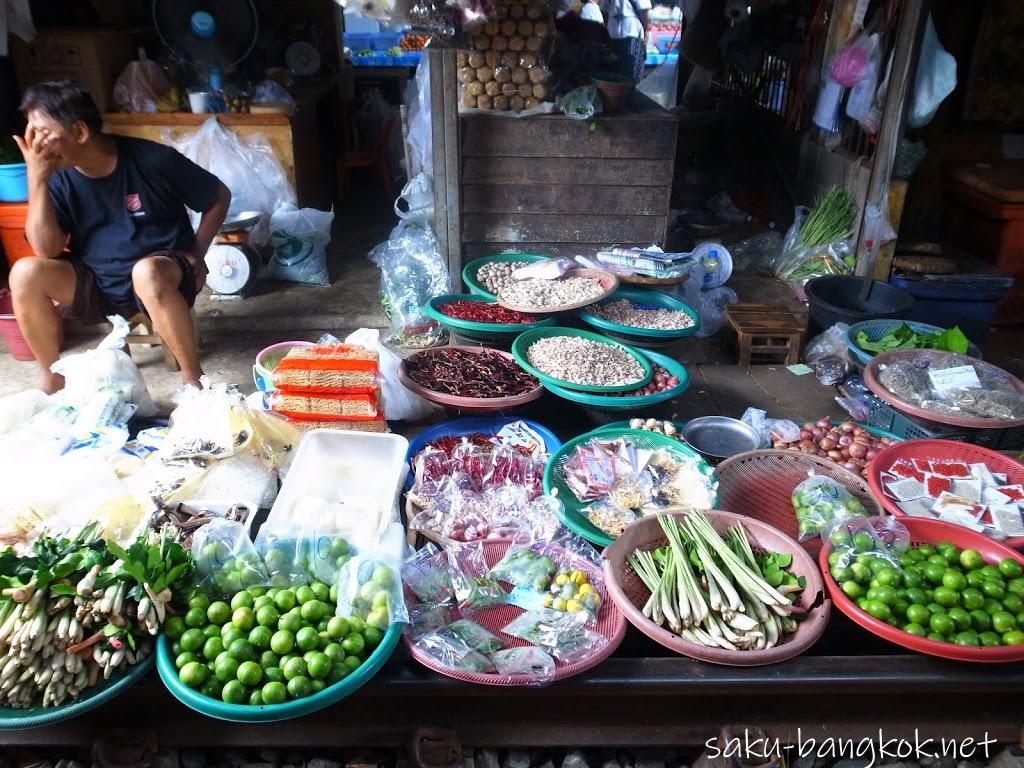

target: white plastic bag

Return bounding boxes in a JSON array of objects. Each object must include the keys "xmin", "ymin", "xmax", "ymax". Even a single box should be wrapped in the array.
[
  {"xmin": 845, "ymin": 33, "xmax": 881, "ymax": 129},
  {"xmin": 394, "ymin": 173, "xmax": 434, "ymax": 225},
  {"xmin": 344, "ymin": 328, "xmax": 437, "ymax": 422},
  {"xmin": 113, "ymin": 59, "xmax": 171, "ymax": 113},
  {"xmin": 637, "ymin": 56, "xmax": 679, "ymax": 110},
  {"xmin": 908, "ymin": 15, "xmax": 956, "ymax": 129},
  {"xmin": 252, "ymin": 80, "xmax": 295, "ymax": 108},
  {"xmin": 556, "ymin": 86, "xmax": 603, "ymax": 121},
  {"xmin": 167, "ymin": 118, "xmax": 295, "ymax": 244},
  {"xmin": 52, "ymin": 316, "xmax": 156, "ymax": 417},
  {"xmin": 263, "ymin": 205, "xmax": 333, "ymax": 286},
  {"xmin": 0, "ymin": 390, "xmax": 50, "ymax": 435},
  {"xmin": 404, "ymin": 56, "xmax": 432, "ymax": 177}
]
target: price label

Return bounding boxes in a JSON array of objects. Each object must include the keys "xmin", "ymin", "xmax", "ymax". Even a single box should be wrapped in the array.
[{"xmin": 928, "ymin": 365, "xmax": 981, "ymax": 394}]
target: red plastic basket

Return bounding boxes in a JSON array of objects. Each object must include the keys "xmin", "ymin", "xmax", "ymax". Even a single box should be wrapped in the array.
[
  {"xmin": 867, "ymin": 439, "xmax": 1024, "ymax": 549},
  {"xmin": 403, "ymin": 540, "xmax": 627, "ymax": 685},
  {"xmin": 819, "ymin": 517, "xmax": 1024, "ymax": 663},
  {"xmin": 716, "ymin": 450, "xmax": 883, "ymax": 554}
]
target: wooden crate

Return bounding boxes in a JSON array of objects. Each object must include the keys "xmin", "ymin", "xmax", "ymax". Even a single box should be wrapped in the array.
[{"xmin": 458, "ymin": 106, "xmax": 678, "ymax": 261}]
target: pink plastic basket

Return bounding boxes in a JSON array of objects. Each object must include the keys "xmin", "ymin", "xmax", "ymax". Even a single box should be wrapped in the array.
[{"xmin": 404, "ymin": 539, "xmax": 627, "ymax": 686}]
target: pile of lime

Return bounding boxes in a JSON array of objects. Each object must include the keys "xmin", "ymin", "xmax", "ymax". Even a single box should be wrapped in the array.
[
  {"xmin": 827, "ymin": 533, "xmax": 1024, "ymax": 648},
  {"xmin": 166, "ymin": 581, "xmax": 383, "ymax": 706}
]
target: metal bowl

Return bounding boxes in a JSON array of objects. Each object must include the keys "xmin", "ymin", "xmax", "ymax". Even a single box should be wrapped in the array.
[{"xmin": 681, "ymin": 416, "xmax": 761, "ymax": 460}]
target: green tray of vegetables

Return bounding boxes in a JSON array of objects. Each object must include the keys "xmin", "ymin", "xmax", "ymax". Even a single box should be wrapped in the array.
[{"xmin": 462, "ymin": 254, "xmax": 550, "ymax": 298}]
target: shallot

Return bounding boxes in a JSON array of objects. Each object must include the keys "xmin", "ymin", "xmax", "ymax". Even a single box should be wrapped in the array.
[{"xmin": 774, "ymin": 417, "xmax": 895, "ymax": 478}]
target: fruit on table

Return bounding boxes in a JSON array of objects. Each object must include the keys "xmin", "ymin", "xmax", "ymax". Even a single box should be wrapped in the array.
[
  {"xmin": 540, "ymin": 569, "xmax": 601, "ymax": 618},
  {"xmin": 174, "ymin": 582, "xmax": 382, "ymax": 705},
  {"xmin": 827, "ymin": 539, "xmax": 1024, "ymax": 648}
]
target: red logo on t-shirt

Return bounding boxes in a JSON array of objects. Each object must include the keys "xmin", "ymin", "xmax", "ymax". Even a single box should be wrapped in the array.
[{"xmin": 125, "ymin": 193, "xmax": 142, "ymax": 213}]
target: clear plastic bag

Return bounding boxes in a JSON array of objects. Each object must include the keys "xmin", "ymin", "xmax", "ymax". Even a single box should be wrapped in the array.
[
  {"xmin": 489, "ymin": 535, "xmax": 557, "ymax": 589},
  {"xmin": 822, "ymin": 514, "xmax": 908, "ymax": 570},
  {"xmin": 489, "ymin": 646, "xmax": 555, "ymax": 681},
  {"xmin": 264, "ymin": 205, "xmax": 333, "ymax": 286},
  {"xmin": 804, "ymin": 323, "xmax": 851, "ymax": 385},
  {"xmin": 728, "ymin": 231, "xmax": 784, "ymax": 275},
  {"xmin": 446, "ymin": 618, "xmax": 504, "ymax": 653},
  {"xmin": 457, "ymin": 29, "xmax": 554, "ymax": 114},
  {"xmin": 307, "ymin": 515, "xmax": 356, "ymax": 587},
  {"xmin": 556, "ymin": 86, "xmax": 602, "ymax": 120},
  {"xmin": 254, "ymin": 513, "xmax": 311, "ymax": 588},
  {"xmin": 192, "ymin": 517, "xmax": 269, "ymax": 596},
  {"xmin": 336, "ymin": 552, "xmax": 408, "ymax": 629},
  {"xmin": 402, "ymin": 543, "xmax": 455, "ymax": 604},
  {"xmin": 368, "ymin": 220, "xmax": 451, "ymax": 348},
  {"xmin": 446, "ymin": 541, "xmax": 509, "ymax": 614},
  {"xmin": 637, "ymin": 55, "xmax": 679, "ymax": 110},
  {"xmin": 414, "ymin": 628, "xmax": 497, "ymax": 673},
  {"xmin": 405, "ymin": 603, "xmax": 453, "ymax": 641},
  {"xmin": 252, "ymin": 80, "xmax": 296, "ymax": 108},
  {"xmin": 500, "ymin": 607, "xmax": 607, "ymax": 663},
  {"xmin": 52, "ymin": 316, "xmax": 156, "ymax": 418},
  {"xmin": 774, "ymin": 207, "xmax": 854, "ymax": 283},
  {"xmin": 113, "ymin": 59, "xmax": 171, "ymax": 113},
  {"xmin": 792, "ymin": 473, "xmax": 867, "ymax": 541},
  {"xmin": 741, "ymin": 407, "xmax": 800, "ymax": 448}
]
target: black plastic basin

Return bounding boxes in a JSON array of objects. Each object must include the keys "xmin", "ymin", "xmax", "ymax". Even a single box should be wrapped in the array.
[{"xmin": 805, "ymin": 275, "xmax": 915, "ymax": 335}]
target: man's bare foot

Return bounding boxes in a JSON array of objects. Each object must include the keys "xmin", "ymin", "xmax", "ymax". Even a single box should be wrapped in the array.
[
  {"xmin": 181, "ymin": 373, "xmax": 203, "ymax": 390},
  {"xmin": 38, "ymin": 370, "xmax": 65, "ymax": 395}
]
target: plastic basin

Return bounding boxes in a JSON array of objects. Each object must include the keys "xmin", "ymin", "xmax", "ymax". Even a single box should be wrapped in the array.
[
  {"xmin": 0, "ymin": 163, "xmax": 28, "ymax": 203},
  {"xmin": 253, "ymin": 341, "xmax": 316, "ymax": 392},
  {"xmin": 575, "ymin": 287, "xmax": 700, "ymax": 340},
  {"xmin": 804, "ymin": 276, "xmax": 914, "ymax": 336},
  {"xmin": 462, "ymin": 254, "xmax": 550, "ymax": 298},
  {"xmin": 423, "ymin": 294, "xmax": 557, "ymax": 339},
  {"xmin": 540, "ymin": 349, "xmax": 688, "ymax": 410},
  {"xmin": 512, "ymin": 327, "xmax": 653, "ymax": 394}
]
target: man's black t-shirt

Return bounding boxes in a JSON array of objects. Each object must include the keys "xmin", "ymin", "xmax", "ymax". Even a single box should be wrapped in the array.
[{"xmin": 47, "ymin": 135, "xmax": 221, "ymax": 305}]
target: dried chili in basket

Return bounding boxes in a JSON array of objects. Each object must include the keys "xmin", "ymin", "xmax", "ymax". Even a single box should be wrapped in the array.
[
  {"xmin": 438, "ymin": 301, "xmax": 537, "ymax": 325},
  {"xmin": 406, "ymin": 348, "xmax": 539, "ymax": 398}
]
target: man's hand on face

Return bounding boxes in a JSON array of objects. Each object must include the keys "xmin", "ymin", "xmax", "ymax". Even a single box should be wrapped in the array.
[{"xmin": 13, "ymin": 125, "xmax": 61, "ymax": 186}]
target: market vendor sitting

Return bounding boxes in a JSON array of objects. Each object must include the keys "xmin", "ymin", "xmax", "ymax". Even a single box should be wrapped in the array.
[{"xmin": 10, "ymin": 80, "xmax": 231, "ymax": 394}]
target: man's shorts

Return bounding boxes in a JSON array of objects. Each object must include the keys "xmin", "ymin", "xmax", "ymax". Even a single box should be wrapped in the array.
[{"xmin": 60, "ymin": 250, "xmax": 198, "ymax": 325}]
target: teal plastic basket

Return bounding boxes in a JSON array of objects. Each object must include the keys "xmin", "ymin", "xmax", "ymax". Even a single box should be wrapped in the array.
[
  {"xmin": 512, "ymin": 328, "xmax": 653, "ymax": 394},
  {"xmin": 576, "ymin": 287, "xmax": 701, "ymax": 340},
  {"xmin": 423, "ymin": 294, "xmax": 557, "ymax": 339},
  {"xmin": 845, "ymin": 319, "xmax": 982, "ymax": 368},
  {"xmin": 0, "ymin": 655, "xmax": 154, "ymax": 730},
  {"xmin": 541, "ymin": 349, "xmax": 688, "ymax": 410},
  {"xmin": 156, "ymin": 622, "xmax": 401, "ymax": 723},
  {"xmin": 543, "ymin": 427, "xmax": 718, "ymax": 547},
  {"xmin": 462, "ymin": 254, "xmax": 549, "ymax": 298}
]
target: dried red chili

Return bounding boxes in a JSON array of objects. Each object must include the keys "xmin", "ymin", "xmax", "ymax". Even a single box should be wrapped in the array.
[
  {"xmin": 439, "ymin": 300, "xmax": 536, "ymax": 325},
  {"xmin": 406, "ymin": 348, "xmax": 539, "ymax": 398}
]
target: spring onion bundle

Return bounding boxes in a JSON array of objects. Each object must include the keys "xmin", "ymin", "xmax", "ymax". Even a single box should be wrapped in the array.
[
  {"xmin": 628, "ymin": 513, "xmax": 805, "ymax": 651},
  {"xmin": 798, "ymin": 185, "xmax": 857, "ymax": 248}
]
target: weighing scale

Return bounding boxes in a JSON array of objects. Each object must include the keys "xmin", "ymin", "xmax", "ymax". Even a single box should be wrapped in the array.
[{"xmin": 205, "ymin": 211, "xmax": 263, "ymax": 297}]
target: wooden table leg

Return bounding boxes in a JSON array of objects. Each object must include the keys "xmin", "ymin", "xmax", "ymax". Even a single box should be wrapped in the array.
[
  {"xmin": 785, "ymin": 334, "xmax": 801, "ymax": 365},
  {"xmin": 738, "ymin": 332, "xmax": 752, "ymax": 368}
]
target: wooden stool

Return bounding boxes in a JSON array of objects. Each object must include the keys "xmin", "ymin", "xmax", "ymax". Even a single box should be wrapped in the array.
[
  {"xmin": 726, "ymin": 303, "xmax": 806, "ymax": 368},
  {"xmin": 122, "ymin": 311, "xmax": 201, "ymax": 372}
]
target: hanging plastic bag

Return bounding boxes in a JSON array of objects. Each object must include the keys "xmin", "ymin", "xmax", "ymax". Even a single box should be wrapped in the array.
[
  {"xmin": 192, "ymin": 517, "xmax": 269, "ymax": 596},
  {"xmin": 394, "ymin": 173, "xmax": 434, "ymax": 225},
  {"xmin": 846, "ymin": 33, "xmax": 882, "ymax": 130},
  {"xmin": 830, "ymin": 31, "xmax": 876, "ymax": 87},
  {"xmin": 52, "ymin": 316, "xmax": 156, "ymax": 418},
  {"xmin": 343, "ymin": 328, "xmax": 437, "ymax": 422},
  {"xmin": 252, "ymin": 80, "xmax": 296, "ymax": 109},
  {"xmin": 113, "ymin": 58, "xmax": 172, "ymax": 113},
  {"xmin": 367, "ymin": 220, "xmax": 451, "ymax": 349},
  {"xmin": 404, "ymin": 57, "xmax": 433, "ymax": 178},
  {"xmin": 792, "ymin": 473, "xmax": 867, "ymax": 541},
  {"xmin": 556, "ymin": 86, "xmax": 603, "ymax": 121},
  {"xmin": 167, "ymin": 117, "xmax": 295, "ymax": 244},
  {"xmin": 908, "ymin": 15, "xmax": 956, "ymax": 129},
  {"xmin": 262, "ymin": 205, "xmax": 333, "ymax": 286},
  {"xmin": 637, "ymin": 56, "xmax": 679, "ymax": 110},
  {"xmin": 774, "ymin": 206, "xmax": 855, "ymax": 283}
]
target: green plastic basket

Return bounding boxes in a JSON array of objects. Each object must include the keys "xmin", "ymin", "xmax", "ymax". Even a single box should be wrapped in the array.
[
  {"xmin": 512, "ymin": 328, "xmax": 653, "ymax": 394},
  {"xmin": 544, "ymin": 427, "xmax": 718, "ymax": 547},
  {"xmin": 423, "ymin": 294, "xmax": 557, "ymax": 339},
  {"xmin": 462, "ymin": 254, "xmax": 550, "ymax": 298},
  {"xmin": 576, "ymin": 287, "xmax": 701, "ymax": 340},
  {"xmin": 541, "ymin": 349, "xmax": 688, "ymax": 410},
  {"xmin": 156, "ymin": 622, "xmax": 401, "ymax": 723},
  {"xmin": 0, "ymin": 655, "xmax": 154, "ymax": 730}
]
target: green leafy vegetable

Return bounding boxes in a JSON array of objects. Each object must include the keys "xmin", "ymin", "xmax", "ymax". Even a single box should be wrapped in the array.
[
  {"xmin": 798, "ymin": 186, "xmax": 858, "ymax": 248},
  {"xmin": 856, "ymin": 324, "xmax": 970, "ymax": 355}
]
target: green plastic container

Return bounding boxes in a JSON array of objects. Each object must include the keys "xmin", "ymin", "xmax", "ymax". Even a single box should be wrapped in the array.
[
  {"xmin": 462, "ymin": 254, "xmax": 549, "ymax": 298},
  {"xmin": 156, "ymin": 623, "xmax": 401, "ymax": 723},
  {"xmin": 0, "ymin": 656, "xmax": 154, "ymax": 730},
  {"xmin": 512, "ymin": 328, "xmax": 653, "ymax": 394},
  {"xmin": 576, "ymin": 287, "xmax": 701, "ymax": 340},
  {"xmin": 541, "ymin": 349, "xmax": 688, "ymax": 410},
  {"xmin": 543, "ymin": 427, "xmax": 718, "ymax": 547},
  {"xmin": 423, "ymin": 294, "xmax": 557, "ymax": 340}
]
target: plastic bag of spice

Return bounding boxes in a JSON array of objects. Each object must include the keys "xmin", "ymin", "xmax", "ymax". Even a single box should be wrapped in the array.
[
  {"xmin": 405, "ymin": 603, "xmax": 453, "ymax": 642},
  {"xmin": 446, "ymin": 541, "xmax": 509, "ymax": 614},
  {"xmin": 414, "ymin": 628, "xmax": 497, "ymax": 673},
  {"xmin": 450, "ymin": 440, "xmax": 489, "ymax": 491},
  {"xmin": 192, "ymin": 518, "xmax": 269, "ymax": 596},
  {"xmin": 402, "ymin": 543, "xmax": 455, "ymax": 605},
  {"xmin": 500, "ymin": 607, "xmax": 607, "ymax": 663}
]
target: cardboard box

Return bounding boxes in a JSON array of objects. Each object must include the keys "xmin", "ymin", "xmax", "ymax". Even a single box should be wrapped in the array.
[{"xmin": 11, "ymin": 30, "xmax": 134, "ymax": 113}]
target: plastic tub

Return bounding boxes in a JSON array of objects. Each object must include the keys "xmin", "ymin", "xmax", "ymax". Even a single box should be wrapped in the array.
[
  {"xmin": 804, "ymin": 276, "xmax": 914, "ymax": 336},
  {"xmin": 252, "ymin": 340, "xmax": 316, "ymax": 392},
  {"xmin": 890, "ymin": 273, "xmax": 1013, "ymax": 349},
  {"xmin": 424, "ymin": 294, "xmax": 557, "ymax": 340},
  {"xmin": 462, "ymin": 254, "xmax": 550, "ymax": 298},
  {"xmin": 0, "ymin": 202, "xmax": 34, "ymax": 266},
  {"xmin": 0, "ymin": 288, "xmax": 63, "ymax": 361},
  {"xmin": 0, "ymin": 164, "xmax": 28, "ymax": 203},
  {"xmin": 540, "ymin": 349, "xmax": 689, "ymax": 411},
  {"xmin": 575, "ymin": 287, "xmax": 700, "ymax": 341}
]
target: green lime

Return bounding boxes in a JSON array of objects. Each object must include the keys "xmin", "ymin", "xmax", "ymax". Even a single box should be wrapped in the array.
[
  {"xmin": 1002, "ymin": 630, "xmax": 1024, "ymax": 645},
  {"xmin": 203, "ymin": 625, "xmax": 221, "ymax": 639},
  {"xmin": 966, "ymin": 570, "xmax": 987, "ymax": 587},
  {"xmin": 999, "ymin": 558, "xmax": 1024, "ymax": 580},
  {"xmin": 872, "ymin": 585, "xmax": 897, "ymax": 605},
  {"xmin": 923, "ymin": 563, "xmax": 946, "ymax": 585},
  {"xmin": 214, "ymin": 652, "xmax": 240, "ymax": 682},
  {"xmin": 1008, "ymin": 578, "xmax": 1024, "ymax": 597},
  {"xmin": 830, "ymin": 566, "xmax": 852, "ymax": 583},
  {"xmin": 905, "ymin": 604, "xmax": 930, "ymax": 626},
  {"xmin": 961, "ymin": 588, "xmax": 984, "ymax": 611},
  {"xmin": 941, "ymin": 570, "xmax": 966, "ymax": 591},
  {"xmin": 926, "ymin": 632, "xmax": 945, "ymax": 642},
  {"xmin": 264, "ymin": 666, "xmax": 285, "ymax": 684},
  {"xmin": 849, "ymin": 562, "xmax": 871, "ymax": 584},
  {"xmin": 902, "ymin": 570, "xmax": 923, "ymax": 589},
  {"xmin": 324, "ymin": 643, "xmax": 345, "ymax": 663},
  {"xmin": 188, "ymin": 592, "xmax": 211, "ymax": 612},
  {"xmin": 926, "ymin": 554, "xmax": 947, "ymax": 568},
  {"xmin": 947, "ymin": 607, "xmax": 971, "ymax": 632},
  {"xmin": 970, "ymin": 609, "xmax": 993, "ymax": 632},
  {"xmin": 179, "ymin": 661, "xmax": 208, "ymax": 689},
  {"xmin": 200, "ymin": 679, "xmax": 222, "ymax": 700},
  {"xmin": 306, "ymin": 651, "xmax": 331, "ymax": 680},
  {"xmin": 175, "ymin": 651, "xmax": 199, "ymax": 670},
  {"xmin": 366, "ymin": 607, "xmax": 389, "ymax": 631},
  {"xmin": 347, "ymin": 616, "xmax": 366, "ymax": 634},
  {"xmin": 207, "ymin": 601, "xmax": 231, "ymax": 625},
  {"xmin": 274, "ymin": 590, "xmax": 298, "ymax": 612},
  {"xmin": 296, "ymin": 586, "xmax": 316, "ymax": 605},
  {"xmin": 256, "ymin": 605, "xmax": 280, "ymax": 628},
  {"xmin": 864, "ymin": 600, "xmax": 891, "ymax": 621},
  {"xmin": 926, "ymin": 602, "xmax": 946, "ymax": 616},
  {"xmin": 202, "ymin": 637, "xmax": 225, "ymax": 661},
  {"xmin": 300, "ymin": 601, "xmax": 325, "ymax": 623},
  {"xmin": 904, "ymin": 587, "xmax": 927, "ymax": 606},
  {"xmin": 929, "ymin": 612, "xmax": 955, "ymax": 637},
  {"xmin": 310, "ymin": 581, "xmax": 330, "ymax": 602},
  {"xmin": 228, "ymin": 638, "xmax": 257, "ymax": 663},
  {"xmin": 343, "ymin": 655, "xmax": 363, "ymax": 673},
  {"xmin": 184, "ymin": 607, "xmax": 207, "ymax": 629},
  {"xmin": 164, "ymin": 617, "xmax": 186, "ymax": 640},
  {"xmin": 1002, "ymin": 593, "xmax": 1024, "ymax": 615},
  {"xmin": 260, "ymin": 650, "xmax": 280, "ymax": 669},
  {"xmin": 296, "ymin": 626, "xmax": 319, "ymax": 652},
  {"xmin": 979, "ymin": 565, "xmax": 1002, "ymax": 581},
  {"xmin": 960, "ymin": 549, "xmax": 984, "ymax": 571},
  {"xmin": 979, "ymin": 631, "xmax": 1002, "ymax": 647},
  {"xmin": 841, "ymin": 581, "xmax": 862, "ymax": 600},
  {"xmin": 903, "ymin": 623, "xmax": 926, "ymax": 637},
  {"xmin": 278, "ymin": 612, "xmax": 302, "ymax": 635},
  {"xmin": 363, "ymin": 626, "xmax": 384, "ymax": 648},
  {"xmin": 248, "ymin": 690, "xmax": 264, "ymax": 706},
  {"xmin": 180, "ymin": 628, "xmax": 206, "ymax": 653},
  {"xmin": 283, "ymin": 657, "xmax": 308, "ymax": 681},
  {"xmin": 221, "ymin": 679, "xmax": 247, "ymax": 704},
  {"xmin": 249, "ymin": 625, "xmax": 273, "ymax": 651},
  {"xmin": 327, "ymin": 663, "xmax": 349, "ymax": 684},
  {"xmin": 327, "ymin": 617, "xmax": 350, "ymax": 640},
  {"xmin": 232, "ymin": 607, "xmax": 256, "ymax": 632},
  {"xmin": 954, "ymin": 629, "xmax": 979, "ymax": 647},
  {"xmin": 270, "ymin": 629, "xmax": 296, "ymax": 655},
  {"xmin": 876, "ymin": 568, "xmax": 900, "ymax": 588},
  {"xmin": 230, "ymin": 591, "xmax": 255, "ymax": 611},
  {"xmin": 253, "ymin": 595, "xmax": 275, "ymax": 612},
  {"xmin": 992, "ymin": 610, "xmax": 1017, "ymax": 634},
  {"xmin": 171, "ymin": 640, "xmax": 183, "ymax": 657},
  {"xmin": 262, "ymin": 680, "xmax": 287, "ymax": 705},
  {"xmin": 287, "ymin": 676, "xmax": 313, "ymax": 699},
  {"xmin": 933, "ymin": 587, "xmax": 959, "ymax": 608},
  {"xmin": 237, "ymin": 660, "xmax": 263, "ymax": 687},
  {"xmin": 982, "ymin": 580, "xmax": 1007, "ymax": 600}
]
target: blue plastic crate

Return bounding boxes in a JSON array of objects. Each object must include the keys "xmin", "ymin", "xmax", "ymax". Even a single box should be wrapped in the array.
[
  {"xmin": 373, "ymin": 32, "xmax": 403, "ymax": 51},
  {"xmin": 891, "ymin": 273, "xmax": 1013, "ymax": 350},
  {"xmin": 343, "ymin": 32, "xmax": 374, "ymax": 51}
]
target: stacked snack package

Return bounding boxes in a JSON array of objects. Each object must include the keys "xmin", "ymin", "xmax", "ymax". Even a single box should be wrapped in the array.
[
  {"xmin": 270, "ymin": 345, "xmax": 387, "ymax": 432},
  {"xmin": 457, "ymin": 0, "xmax": 553, "ymax": 113}
]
